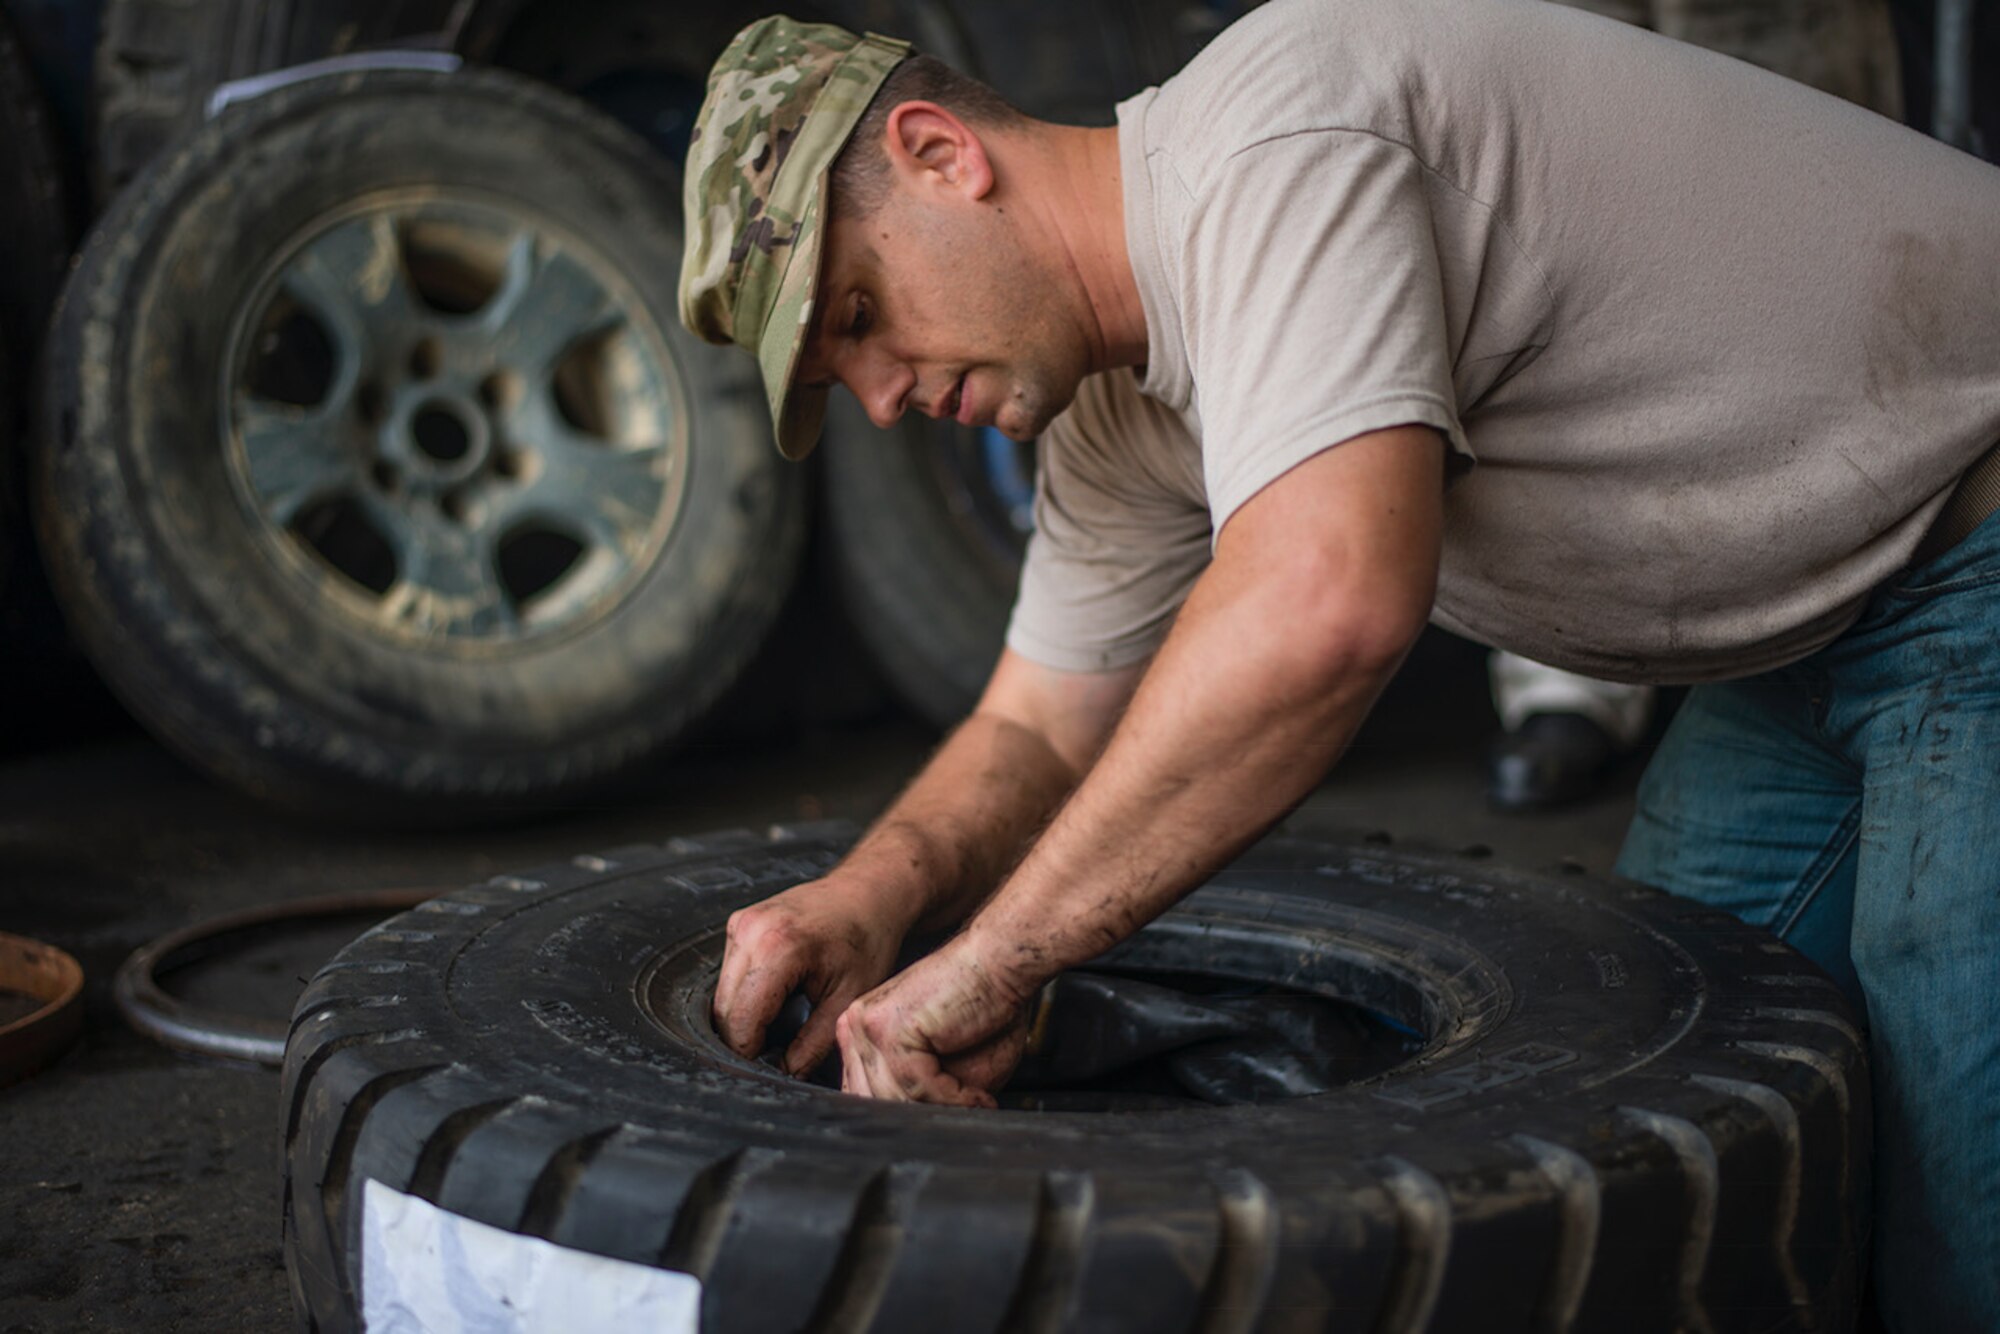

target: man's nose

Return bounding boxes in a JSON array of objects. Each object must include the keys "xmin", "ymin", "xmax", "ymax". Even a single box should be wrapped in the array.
[{"xmin": 856, "ymin": 359, "xmax": 915, "ymax": 430}]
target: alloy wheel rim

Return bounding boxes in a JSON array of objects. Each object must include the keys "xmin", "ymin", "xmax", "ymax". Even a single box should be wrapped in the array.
[{"xmin": 220, "ymin": 188, "xmax": 690, "ymax": 651}]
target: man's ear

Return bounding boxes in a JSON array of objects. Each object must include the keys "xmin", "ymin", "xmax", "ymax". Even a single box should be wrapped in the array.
[{"xmin": 882, "ymin": 100, "xmax": 995, "ymax": 200}]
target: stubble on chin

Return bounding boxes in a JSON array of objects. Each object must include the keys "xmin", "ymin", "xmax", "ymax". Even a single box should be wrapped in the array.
[
  {"xmin": 991, "ymin": 392, "xmax": 1047, "ymax": 442},
  {"xmin": 996, "ymin": 366, "xmax": 1081, "ymax": 440}
]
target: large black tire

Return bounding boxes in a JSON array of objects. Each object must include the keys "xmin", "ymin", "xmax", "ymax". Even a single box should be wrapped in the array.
[
  {"xmin": 33, "ymin": 68, "xmax": 803, "ymax": 822},
  {"xmin": 284, "ymin": 826, "xmax": 1869, "ymax": 1332}
]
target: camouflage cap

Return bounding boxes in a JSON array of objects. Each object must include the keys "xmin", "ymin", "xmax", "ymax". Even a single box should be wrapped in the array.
[{"xmin": 679, "ymin": 17, "xmax": 911, "ymax": 460}]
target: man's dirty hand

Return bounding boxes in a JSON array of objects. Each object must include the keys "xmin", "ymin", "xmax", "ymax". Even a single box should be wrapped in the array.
[
  {"xmin": 712, "ymin": 879, "xmax": 907, "ymax": 1076},
  {"xmin": 834, "ymin": 940, "xmax": 1031, "ymax": 1108}
]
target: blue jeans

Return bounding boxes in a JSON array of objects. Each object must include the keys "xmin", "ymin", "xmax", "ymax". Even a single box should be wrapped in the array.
[{"xmin": 1617, "ymin": 510, "xmax": 2000, "ymax": 1333}]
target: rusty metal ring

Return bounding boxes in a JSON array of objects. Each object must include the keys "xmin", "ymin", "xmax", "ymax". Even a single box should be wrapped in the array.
[
  {"xmin": 113, "ymin": 887, "xmax": 436, "ymax": 1067},
  {"xmin": 0, "ymin": 932, "xmax": 87, "ymax": 1088}
]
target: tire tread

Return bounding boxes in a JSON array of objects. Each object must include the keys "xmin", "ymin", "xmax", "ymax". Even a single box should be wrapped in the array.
[
  {"xmin": 803, "ymin": 1163, "xmax": 929, "ymax": 1334},
  {"xmin": 994, "ymin": 1170, "xmax": 1095, "ymax": 1334},
  {"xmin": 1370, "ymin": 1157, "xmax": 1452, "ymax": 1334},
  {"xmin": 516, "ymin": 1124, "xmax": 623, "ymax": 1238},
  {"xmin": 406, "ymin": 1098, "xmax": 517, "ymax": 1201},
  {"xmin": 1508, "ymin": 1135, "xmax": 1601, "ymax": 1331},
  {"xmin": 1617, "ymin": 1108, "xmax": 1721, "ymax": 1333},
  {"xmin": 1192, "ymin": 1168, "xmax": 1278, "ymax": 1334},
  {"xmin": 657, "ymin": 1145, "xmax": 780, "ymax": 1279}
]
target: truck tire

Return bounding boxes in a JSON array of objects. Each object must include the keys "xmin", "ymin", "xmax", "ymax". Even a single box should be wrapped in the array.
[
  {"xmin": 284, "ymin": 825, "xmax": 1868, "ymax": 1332},
  {"xmin": 34, "ymin": 68, "xmax": 803, "ymax": 823}
]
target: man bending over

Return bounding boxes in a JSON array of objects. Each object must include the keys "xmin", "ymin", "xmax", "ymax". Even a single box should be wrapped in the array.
[{"xmin": 677, "ymin": 6, "xmax": 2000, "ymax": 1325}]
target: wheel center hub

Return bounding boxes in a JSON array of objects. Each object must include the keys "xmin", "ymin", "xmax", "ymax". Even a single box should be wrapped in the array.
[
  {"xmin": 383, "ymin": 386, "xmax": 492, "ymax": 486},
  {"xmin": 412, "ymin": 401, "xmax": 474, "ymax": 462}
]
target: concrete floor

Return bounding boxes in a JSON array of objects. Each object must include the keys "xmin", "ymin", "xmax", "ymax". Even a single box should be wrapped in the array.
[{"xmin": 0, "ymin": 635, "xmax": 1642, "ymax": 1332}]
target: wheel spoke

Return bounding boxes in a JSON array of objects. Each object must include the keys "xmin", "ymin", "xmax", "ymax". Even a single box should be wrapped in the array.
[
  {"xmin": 530, "ymin": 423, "xmax": 670, "ymax": 557},
  {"xmin": 235, "ymin": 398, "xmax": 360, "ymax": 528},
  {"xmin": 359, "ymin": 494, "xmax": 518, "ymax": 637},
  {"xmin": 281, "ymin": 213, "xmax": 414, "ymax": 358},
  {"xmin": 481, "ymin": 234, "xmax": 622, "ymax": 371}
]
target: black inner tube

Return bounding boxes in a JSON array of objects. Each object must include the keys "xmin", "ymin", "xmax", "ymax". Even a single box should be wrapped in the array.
[{"xmin": 763, "ymin": 967, "xmax": 1426, "ymax": 1111}]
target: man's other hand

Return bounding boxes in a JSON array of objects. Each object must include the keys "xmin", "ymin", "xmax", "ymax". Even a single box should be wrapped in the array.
[
  {"xmin": 712, "ymin": 879, "xmax": 906, "ymax": 1076},
  {"xmin": 834, "ymin": 939, "xmax": 1030, "ymax": 1108}
]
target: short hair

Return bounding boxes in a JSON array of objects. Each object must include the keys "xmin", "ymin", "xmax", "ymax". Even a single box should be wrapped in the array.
[{"xmin": 828, "ymin": 54, "xmax": 1025, "ymax": 220}]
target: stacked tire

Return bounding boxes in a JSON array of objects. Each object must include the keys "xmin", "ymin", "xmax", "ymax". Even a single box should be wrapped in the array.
[{"xmin": 34, "ymin": 68, "xmax": 803, "ymax": 821}]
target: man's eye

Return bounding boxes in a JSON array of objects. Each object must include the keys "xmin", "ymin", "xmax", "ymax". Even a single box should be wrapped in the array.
[{"xmin": 849, "ymin": 301, "xmax": 872, "ymax": 337}]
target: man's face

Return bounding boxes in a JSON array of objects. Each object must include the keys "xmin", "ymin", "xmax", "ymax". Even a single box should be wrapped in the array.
[{"xmin": 797, "ymin": 176, "xmax": 1091, "ymax": 442}]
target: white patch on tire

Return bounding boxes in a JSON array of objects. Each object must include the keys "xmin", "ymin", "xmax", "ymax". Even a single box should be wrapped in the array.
[{"xmin": 361, "ymin": 1179, "xmax": 699, "ymax": 1333}]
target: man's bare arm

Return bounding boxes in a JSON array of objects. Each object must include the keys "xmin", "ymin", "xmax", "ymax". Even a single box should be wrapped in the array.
[
  {"xmin": 711, "ymin": 648, "xmax": 1143, "ymax": 1073},
  {"xmin": 835, "ymin": 425, "xmax": 1445, "ymax": 1104}
]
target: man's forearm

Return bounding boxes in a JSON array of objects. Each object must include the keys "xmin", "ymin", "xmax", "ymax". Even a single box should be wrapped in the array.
[
  {"xmin": 953, "ymin": 433, "xmax": 1443, "ymax": 1002},
  {"xmin": 711, "ymin": 653, "xmax": 1129, "ymax": 1074},
  {"xmin": 834, "ymin": 709, "xmax": 1085, "ymax": 936},
  {"xmin": 824, "ymin": 566, "xmax": 1422, "ymax": 1105},
  {"xmin": 961, "ymin": 606, "xmax": 1407, "ymax": 998},
  {"xmin": 825, "ymin": 431, "xmax": 1444, "ymax": 1105}
]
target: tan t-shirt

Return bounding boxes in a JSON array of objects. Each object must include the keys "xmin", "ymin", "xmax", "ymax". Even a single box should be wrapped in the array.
[{"xmin": 1005, "ymin": 0, "xmax": 2000, "ymax": 684}]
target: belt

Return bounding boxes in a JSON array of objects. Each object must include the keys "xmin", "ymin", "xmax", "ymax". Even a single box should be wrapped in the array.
[{"xmin": 1910, "ymin": 437, "xmax": 2000, "ymax": 568}]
